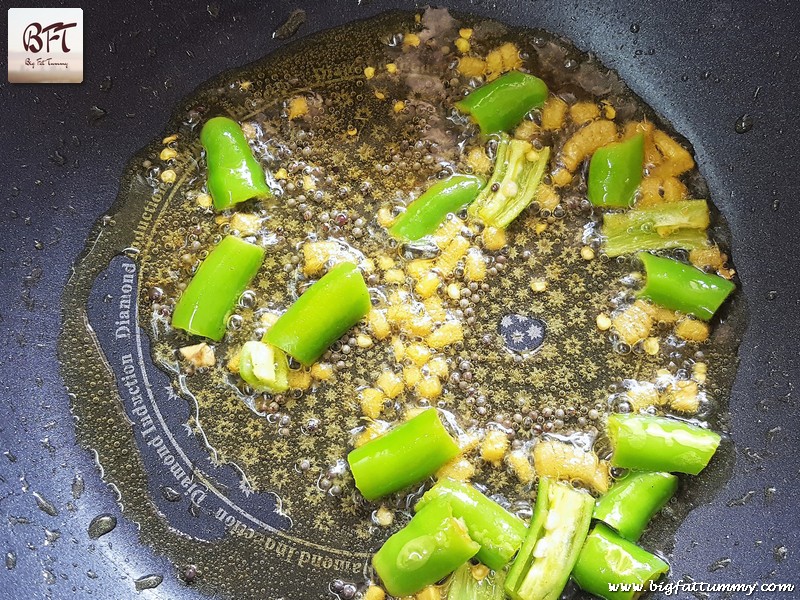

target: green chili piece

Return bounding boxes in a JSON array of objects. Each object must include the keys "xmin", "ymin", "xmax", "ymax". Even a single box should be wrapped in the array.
[
  {"xmin": 347, "ymin": 409, "xmax": 460, "ymax": 501},
  {"xmin": 468, "ymin": 134, "xmax": 551, "ymax": 228},
  {"xmin": 373, "ymin": 498, "xmax": 480, "ymax": 597},
  {"xmin": 200, "ymin": 116, "xmax": 271, "ymax": 211},
  {"xmin": 637, "ymin": 252, "xmax": 735, "ymax": 320},
  {"xmin": 588, "ymin": 134, "xmax": 645, "ymax": 207},
  {"xmin": 416, "ymin": 478, "xmax": 527, "ymax": 570},
  {"xmin": 607, "ymin": 413, "xmax": 721, "ymax": 475},
  {"xmin": 238, "ymin": 341, "xmax": 289, "ymax": 393},
  {"xmin": 602, "ymin": 200, "xmax": 710, "ymax": 257},
  {"xmin": 456, "ymin": 71, "xmax": 549, "ymax": 135},
  {"xmin": 446, "ymin": 561, "xmax": 507, "ymax": 600},
  {"xmin": 172, "ymin": 235, "xmax": 265, "ymax": 341},
  {"xmin": 389, "ymin": 175, "xmax": 486, "ymax": 242},
  {"xmin": 265, "ymin": 262, "xmax": 370, "ymax": 366},
  {"xmin": 593, "ymin": 471, "xmax": 678, "ymax": 541},
  {"xmin": 608, "ymin": 229, "xmax": 708, "ymax": 258},
  {"xmin": 505, "ymin": 477, "xmax": 594, "ymax": 600},
  {"xmin": 572, "ymin": 524, "xmax": 669, "ymax": 600}
]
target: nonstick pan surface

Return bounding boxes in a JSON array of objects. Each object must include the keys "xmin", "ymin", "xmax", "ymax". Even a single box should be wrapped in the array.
[{"xmin": 1, "ymin": 1, "xmax": 798, "ymax": 598}]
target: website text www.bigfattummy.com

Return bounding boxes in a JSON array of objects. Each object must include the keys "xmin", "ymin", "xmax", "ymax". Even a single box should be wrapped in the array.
[{"xmin": 608, "ymin": 580, "xmax": 796, "ymax": 596}]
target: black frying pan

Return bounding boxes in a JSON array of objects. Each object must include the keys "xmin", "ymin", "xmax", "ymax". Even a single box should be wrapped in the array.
[{"xmin": 1, "ymin": 1, "xmax": 799, "ymax": 598}]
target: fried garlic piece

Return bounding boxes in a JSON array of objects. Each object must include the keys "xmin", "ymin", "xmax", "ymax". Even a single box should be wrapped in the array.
[
  {"xmin": 533, "ymin": 440, "xmax": 609, "ymax": 494},
  {"xmin": 675, "ymin": 317, "xmax": 711, "ymax": 342},
  {"xmin": 560, "ymin": 119, "xmax": 618, "ymax": 172},
  {"xmin": 179, "ymin": 343, "xmax": 215, "ymax": 368},
  {"xmin": 541, "ymin": 95, "xmax": 568, "ymax": 131},
  {"xmin": 649, "ymin": 130, "xmax": 695, "ymax": 178},
  {"xmin": 569, "ymin": 101, "xmax": 600, "ymax": 125},
  {"xmin": 612, "ymin": 300, "xmax": 654, "ymax": 346}
]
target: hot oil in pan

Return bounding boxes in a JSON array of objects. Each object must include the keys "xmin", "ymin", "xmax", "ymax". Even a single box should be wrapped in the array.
[{"xmin": 59, "ymin": 9, "xmax": 746, "ymax": 599}]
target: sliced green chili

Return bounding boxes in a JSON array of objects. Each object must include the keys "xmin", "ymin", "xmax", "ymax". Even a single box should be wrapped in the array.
[
  {"xmin": 389, "ymin": 175, "xmax": 486, "ymax": 242},
  {"xmin": 200, "ymin": 116, "xmax": 271, "ymax": 211},
  {"xmin": 607, "ymin": 413, "xmax": 721, "ymax": 475},
  {"xmin": 505, "ymin": 477, "xmax": 594, "ymax": 600},
  {"xmin": 265, "ymin": 262, "xmax": 370, "ymax": 366},
  {"xmin": 446, "ymin": 561, "xmax": 507, "ymax": 600},
  {"xmin": 602, "ymin": 200, "xmax": 710, "ymax": 257},
  {"xmin": 593, "ymin": 471, "xmax": 678, "ymax": 541},
  {"xmin": 416, "ymin": 478, "xmax": 527, "ymax": 570},
  {"xmin": 608, "ymin": 229, "xmax": 708, "ymax": 259},
  {"xmin": 373, "ymin": 498, "xmax": 480, "ymax": 597},
  {"xmin": 468, "ymin": 134, "xmax": 551, "ymax": 228},
  {"xmin": 238, "ymin": 341, "xmax": 289, "ymax": 393},
  {"xmin": 172, "ymin": 235, "xmax": 265, "ymax": 341},
  {"xmin": 456, "ymin": 71, "xmax": 549, "ymax": 135},
  {"xmin": 637, "ymin": 252, "xmax": 735, "ymax": 320},
  {"xmin": 572, "ymin": 523, "xmax": 669, "ymax": 600},
  {"xmin": 588, "ymin": 133, "xmax": 645, "ymax": 208},
  {"xmin": 348, "ymin": 409, "xmax": 460, "ymax": 501}
]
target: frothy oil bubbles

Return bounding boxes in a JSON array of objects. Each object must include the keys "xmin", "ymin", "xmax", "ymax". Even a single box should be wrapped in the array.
[{"xmin": 57, "ymin": 9, "xmax": 745, "ymax": 599}]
